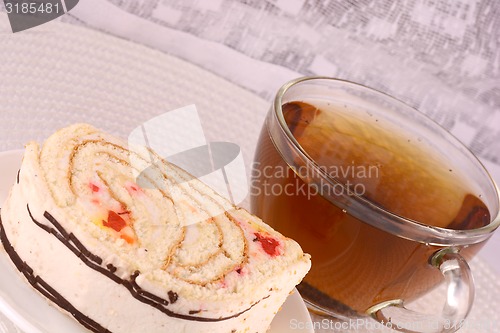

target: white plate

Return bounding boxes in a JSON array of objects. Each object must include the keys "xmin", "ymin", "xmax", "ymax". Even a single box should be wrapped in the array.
[{"xmin": 0, "ymin": 150, "xmax": 313, "ymax": 333}]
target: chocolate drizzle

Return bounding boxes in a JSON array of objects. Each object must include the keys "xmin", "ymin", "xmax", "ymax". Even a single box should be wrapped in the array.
[
  {"xmin": 0, "ymin": 205, "xmax": 270, "ymax": 332},
  {"xmin": 0, "ymin": 214, "xmax": 111, "ymax": 333},
  {"xmin": 107, "ymin": 264, "xmax": 117, "ymax": 273},
  {"xmin": 168, "ymin": 291, "xmax": 179, "ymax": 304}
]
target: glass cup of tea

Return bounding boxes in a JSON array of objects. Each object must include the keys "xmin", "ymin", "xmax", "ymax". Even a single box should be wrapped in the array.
[{"xmin": 251, "ymin": 77, "xmax": 500, "ymax": 333}]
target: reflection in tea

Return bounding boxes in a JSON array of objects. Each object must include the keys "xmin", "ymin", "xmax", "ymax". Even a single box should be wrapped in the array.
[{"xmin": 251, "ymin": 100, "xmax": 490, "ymax": 314}]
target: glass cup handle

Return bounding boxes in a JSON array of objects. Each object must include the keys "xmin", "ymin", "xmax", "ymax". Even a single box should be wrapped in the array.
[{"xmin": 368, "ymin": 248, "xmax": 474, "ymax": 333}]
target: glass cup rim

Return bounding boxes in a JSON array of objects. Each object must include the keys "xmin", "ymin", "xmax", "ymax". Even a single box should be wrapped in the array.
[{"xmin": 272, "ymin": 76, "xmax": 500, "ymax": 246}]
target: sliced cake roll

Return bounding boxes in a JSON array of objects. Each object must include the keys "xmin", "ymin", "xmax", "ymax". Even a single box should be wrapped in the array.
[{"xmin": 0, "ymin": 124, "xmax": 311, "ymax": 333}]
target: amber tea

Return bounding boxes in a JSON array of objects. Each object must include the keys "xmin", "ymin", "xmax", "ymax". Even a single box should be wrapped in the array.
[{"xmin": 251, "ymin": 99, "xmax": 491, "ymax": 315}]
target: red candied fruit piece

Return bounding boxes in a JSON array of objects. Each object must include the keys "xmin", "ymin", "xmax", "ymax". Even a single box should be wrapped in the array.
[
  {"xmin": 253, "ymin": 232, "xmax": 281, "ymax": 257},
  {"xmin": 126, "ymin": 182, "xmax": 143, "ymax": 194},
  {"xmin": 89, "ymin": 182, "xmax": 100, "ymax": 193},
  {"xmin": 103, "ymin": 211, "xmax": 127, "ymax": 232}
]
